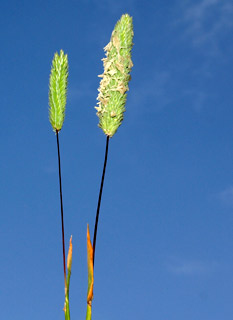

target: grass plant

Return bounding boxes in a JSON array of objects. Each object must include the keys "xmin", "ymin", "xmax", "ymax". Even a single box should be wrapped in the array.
[
  {"xmin": 48, "ymin": 49, "xmax": 71, "ymax": 320},
  {"xmin": 48, "ymin": 14, "xmax": 134, "ymax": 320}
]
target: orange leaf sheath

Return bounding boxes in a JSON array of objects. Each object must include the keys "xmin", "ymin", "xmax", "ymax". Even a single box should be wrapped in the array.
[
  {"xmin": 86, "ymin": 225, "xmax": 94, "ymax": 320},
  {"xmin": 67, "ymin": 236, "xmax": 73, "ymax": 273}
]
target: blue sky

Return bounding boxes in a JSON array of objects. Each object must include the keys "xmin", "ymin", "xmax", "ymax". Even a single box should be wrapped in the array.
[{"xmin": 0, "ymin": 0, "xmax": 233, "ymax": 319}]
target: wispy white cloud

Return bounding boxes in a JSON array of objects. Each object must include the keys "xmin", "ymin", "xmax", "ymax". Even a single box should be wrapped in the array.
[
  {"xmin": 180, "ymin": 0, "xmax": 233, "ymax": 53},
  {"xmin": 129, "ymin": 70, "xmax": 208, "ymax": 114},
  {"xmin": 166, "ymin": 257, "xmax": 218, "ymax": 275},
  {"xmin": 184, "ymin": 0, "xmax": 219, "ymax": 22},
  {"xmin": 218, "ymin": 186, "xmax": 233, "ymax": 207},
  {"xmin": 165, "ymin": 0, "xmax": 233, "ymax": 112}
]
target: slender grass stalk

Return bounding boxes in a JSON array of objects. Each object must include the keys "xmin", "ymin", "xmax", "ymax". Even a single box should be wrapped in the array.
[
  {"xmin": 86, "ymin": 135, "xmax": 109, "ymax": 320},
  {"xmin": 56, "ymin": 130, "xmax": 67, "ymax": 290},
  {"xmin": 86, "ymin": 136, "xmax": 109, "ymax": 320},
  {"xmin": 92, "ymin": 135, "xmax": 109, "ymax": 266}
]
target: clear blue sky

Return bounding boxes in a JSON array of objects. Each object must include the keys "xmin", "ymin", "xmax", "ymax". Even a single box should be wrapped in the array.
[{"xmin": 0, "ymin": 0, "xmax": 233, "ymax": 319}]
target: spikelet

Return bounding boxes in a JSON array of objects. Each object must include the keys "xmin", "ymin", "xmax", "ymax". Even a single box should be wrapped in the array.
[
  {"xmin": 95, "ymin": 14, "xmax": 134, "ymax": 137},
  {"xmin": 49, "ymin": 50, "xmax": 68, "ymax": 132}
]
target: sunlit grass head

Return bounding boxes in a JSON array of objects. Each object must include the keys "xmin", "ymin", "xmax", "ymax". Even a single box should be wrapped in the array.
[
  {"xmin": 49, "ymin": 49, "xmax": 68, "ymax": 133},
  {"xmin": 95, "ymin": 14, "xmax": 134, "ymax": 137}
]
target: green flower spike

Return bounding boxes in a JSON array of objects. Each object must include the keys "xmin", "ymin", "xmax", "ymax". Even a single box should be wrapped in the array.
[
  {"xmin": 95, "ymin": 14, "xmax": 134, "ymax": 137},
  {"xmin": 49, "ymin": 49, "xmax": 68, "ymax": 132}
]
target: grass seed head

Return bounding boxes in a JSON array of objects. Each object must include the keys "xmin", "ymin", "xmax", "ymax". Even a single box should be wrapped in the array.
[
  {"xmin": 95, "ymin": 14, "xmax": 134, "ymax": 137},
  {"xmin": 49, "ymin": 50, "xmax": 68, "ymax": 133}
]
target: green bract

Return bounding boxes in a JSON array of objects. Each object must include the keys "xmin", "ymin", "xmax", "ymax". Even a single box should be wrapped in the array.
[
  {"xmin": 95, "ymin": 14, "xmax": 134, "ymax": 137},
  {"xmin": 49, "ymin": 50, "xmax": 68, "ymax": 132}
]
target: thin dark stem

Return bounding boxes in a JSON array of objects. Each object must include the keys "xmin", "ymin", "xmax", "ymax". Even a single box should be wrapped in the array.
[
  {"xmin": 56, "ymin": 130, "xmax": 67, "ymax": 289},
  {"xmin": 93, "ymin": 136, "xmax": 110, "ymax": 267}
]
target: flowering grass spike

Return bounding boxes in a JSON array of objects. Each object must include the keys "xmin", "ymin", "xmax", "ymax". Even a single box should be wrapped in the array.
[
  {"xmin": 49, "ymin": 50, "xmax": 68, "ymax": 132},
  {"xmin": 95, "ymin": 14, "xmax": 134, "ymax": 137}
]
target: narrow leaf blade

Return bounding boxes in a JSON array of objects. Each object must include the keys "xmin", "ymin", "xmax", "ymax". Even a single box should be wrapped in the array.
[{"xmin": 86, "ymin": 225, "xmax": 94, "ymax": 320}]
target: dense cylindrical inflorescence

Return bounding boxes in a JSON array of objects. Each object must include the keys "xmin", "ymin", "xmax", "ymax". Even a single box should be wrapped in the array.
[
  {"xmin": 95, "ymin": 14, "xmax": 134, "ymax": 137},
  {"xmin": 49, "ymin": 50, "xmax": 68, "ymax": 132}
]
